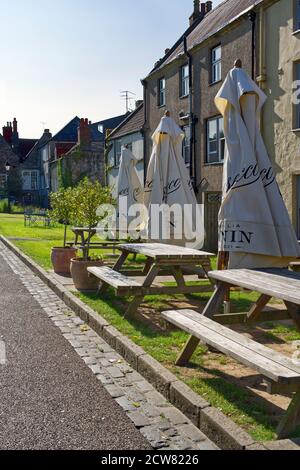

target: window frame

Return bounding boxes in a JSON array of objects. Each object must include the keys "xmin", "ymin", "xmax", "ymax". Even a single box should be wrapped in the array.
[
  {"xmin": 294, "ymin": 61, "xmax": 300, "ymax": 130},
  {"xmin": 22, "ymin": 170, "xmax": 39, "ymax": 191},
  {"xmin": 114, "ymin": 140, "xmax": 122, "ymax": 167},
  {"xmin": 294, "ymin": 0, "xmax": 300, "ymax": 31},
  {"xmin": 182, "ymin": 125, "xmax": 191, "ymax": 167},
  {"xmin": 206, "ymin": 116, "xmax": 225, "ymax": 165},
  {"xmin": 158, "ymin": 77, "xmax": 166, "ymax": 107},
  {"xmin": 180, "ymin": 64, "xmax": 189, "ymax": 98},
  {"xmin": 0, "ymin": 173, "xmax": 7, "ymax": 190},
  {"xmin": 211, "ymin": 45, "xmax": 222, "ymax": 84}
]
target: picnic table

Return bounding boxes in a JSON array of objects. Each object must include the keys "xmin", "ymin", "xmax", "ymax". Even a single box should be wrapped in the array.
[
  {"xmin": 68, "ymin": 227, "xmax": 120, "ymax": 259},
  {"xmin": 88, "ymin": 243, "xmax": 215, "ymax": 316},
  {"xmin": 162, "ymin": 268, "xmax": 300, "ymax": 438}
]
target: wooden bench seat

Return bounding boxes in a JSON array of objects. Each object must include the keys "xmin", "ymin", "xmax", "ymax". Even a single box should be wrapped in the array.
[
  {"xmin": 87, "ymin": 266, "xmax": 142, "ymax": 295},
  {"xmin": 162, "ymin": 309, "xmax": 300, "ymax": 439}
]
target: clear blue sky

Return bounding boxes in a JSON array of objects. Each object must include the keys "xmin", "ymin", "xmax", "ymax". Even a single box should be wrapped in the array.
[{"xmin": 0, "ymin": 0, "xmax": 223, "ymax": 138}]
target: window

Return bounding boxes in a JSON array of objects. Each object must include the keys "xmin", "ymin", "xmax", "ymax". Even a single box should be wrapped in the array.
[
  {"xmin": 0, "ymin": 174, "xmax": 7, "ymax": 189},
  {"xmin": 211, "ymin": 45, "xmax": 222, "ymax": 84},
  {"xmin": 158, "ymin": 78, "xmax": 166, "ymax": 107},
  {"xmin": 22, "ymin": 170, "xmax": 39, "ymax": 190},
  {"xmin": 114, "ymin": 140, "xmax": 122, "ymax": 167},
  {"xmin": 297, "ymin": 176, "xmax": 300, "ymax": 239},
  {"xmin": 295, "ymin": 62, "xmax": 300, "ymax": 129},
  {"xmin": 295, "ymin": 0, "xmax": 300, "ymax": 31},
  {"xmin": 182, "ymin": 126, "xmax": 191, "ymax": 166},
  {"xmin": 180, "ymin": 65, "xmax": 189, "ymax": 97},
  {"xmin": 207, "ymin": 116, "xmax": 225, "ymax": 164}
]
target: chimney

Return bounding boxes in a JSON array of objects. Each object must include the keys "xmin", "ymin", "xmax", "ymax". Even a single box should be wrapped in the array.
[
  {"xmin": 135, "ymin": 100, "xmax": 143, "ymax": 109},
  {"xmin": 190, "ymin": 0, "xmax": 206, "ymax": 26},
  {"xmin": 78, "ymin": 118, "xmax": 91, "ymax": 147},
  {"xmin": 205, "ymin": 1, "xmax": 213, "ymax": 13},
  {"xmin": 13, "ymin": 118, "xmax": 18, "ymax": 134},
  {"xmin": 2, "ymin": 122, "xmax": 13, "ymax": 145}
]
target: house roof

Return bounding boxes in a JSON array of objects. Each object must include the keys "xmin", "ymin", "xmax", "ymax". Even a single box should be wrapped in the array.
[
  {"xmin": 146, "ymin": 0, "xmax": 264, "ymax": 77},
  {"xmin": 108, "ymin": 104, "xmax": 144, "ymax": 140},
  {"xmin": 93, "ymin": 114, "xmax": 128, "ymax": 139},
  {"xmin": 0, "ymin": 134, "xmax": 20, "ymax": 173},
  {"xmin": 23, "ymin": 130, "xmax": 52, "ymax": 161},
  {"xmin": 52, "ymin": 114, "xmax": 127, "ymax": 144},
  {"xmin": 51, "ymin": 117, "xmax": 81, "ymax": 143},
  {"xmin": 18, "ymin": 138, "xmax": 38, "ymax": 161}
]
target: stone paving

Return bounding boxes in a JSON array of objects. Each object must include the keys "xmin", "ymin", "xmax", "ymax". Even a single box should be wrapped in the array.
[{"xmin": 0, "ymin": 241, "xmax": 217, "ymax": 450}]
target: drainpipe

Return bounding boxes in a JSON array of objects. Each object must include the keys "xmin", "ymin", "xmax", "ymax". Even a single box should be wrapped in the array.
[
  {"xmin": 141, "ymin": 79, "xmax": 148, "ymax": 186},
  {"xmin": 248, "ymin": 10, "xmax": 257, "ymax": 80},
  {"xmin": 183, "ymin": 35, "xmax": 197, "ymax": 189}
]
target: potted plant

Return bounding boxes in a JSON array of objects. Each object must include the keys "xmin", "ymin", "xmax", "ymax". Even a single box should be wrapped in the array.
[
  {"xmin": 70, "ymin": 178, "xmax": 113, "ymax": 290},
  {"xmin": 49, "ymin": 187, "xmax": 78, "ymax": 274}
]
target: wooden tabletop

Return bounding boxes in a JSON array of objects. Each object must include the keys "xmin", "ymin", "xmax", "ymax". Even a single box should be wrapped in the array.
[
  {"xmin": 72, "ymin": 227, "xmax": 97, "ymax": 233},
  {"xmin": 209, "ymin": 268, "xmax": 300, "ymax": 305},
  {"xmin": 118, "ymin": 243, "xmax": 214, "ymax": 260}
]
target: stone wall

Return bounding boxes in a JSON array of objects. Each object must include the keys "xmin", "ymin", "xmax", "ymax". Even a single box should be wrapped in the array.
[{"xmin": 263, "ymin": 0, "xmax": 300, "ymax": 235}]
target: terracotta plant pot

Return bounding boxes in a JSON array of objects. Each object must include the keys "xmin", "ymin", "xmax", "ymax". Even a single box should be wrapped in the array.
[
  {"xmin": 70, "ymin": 258, "xmax": 104, "ymax": 291},
  {"xmin": 51, "ymin": 247, "xmax": 78, "ymax": 275}
]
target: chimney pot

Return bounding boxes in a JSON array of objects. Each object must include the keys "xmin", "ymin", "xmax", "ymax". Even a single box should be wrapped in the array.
[
  {"xmin": 200, "ymin": 3, "xmax": 206, "ymax": 14},
  {"xmin": 205, "ymin": 1, "xmax": 213, "ymax": 13}
]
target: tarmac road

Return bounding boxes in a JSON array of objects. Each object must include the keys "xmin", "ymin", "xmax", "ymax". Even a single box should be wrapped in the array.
[{"xmin": 0, "ymin": 257, "xmax": 150, "ymax": 450}]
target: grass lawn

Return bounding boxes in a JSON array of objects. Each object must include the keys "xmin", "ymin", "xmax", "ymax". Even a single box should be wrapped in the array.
[{"xmin": 1, "ymin": 212, "xmax": 300, "ymax": 442}]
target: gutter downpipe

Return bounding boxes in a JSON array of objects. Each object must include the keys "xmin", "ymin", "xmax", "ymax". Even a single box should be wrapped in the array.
[
  {"xmin": 248, "ymin": 10, "xmax": 257, "ymax": 80},
  {"xmin": 141, "ymin": 78, "xmax": 148, "ymax": 186},
  {"xmin": 183, "ymin": 35, "xmax": 197, "ymax": 190}
]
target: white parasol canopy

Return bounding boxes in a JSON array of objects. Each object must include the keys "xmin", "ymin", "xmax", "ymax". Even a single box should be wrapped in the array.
[
  {"xmin": 144, "ymin": 114, "xmax": 204, "ymax": 249},
  {"xmin": 215, "ymin": 65, "xmax": 300, "ymax": 268},
  {"xmin": 117, "ymin": 146, "xmax": 143, "ymax": 238}
]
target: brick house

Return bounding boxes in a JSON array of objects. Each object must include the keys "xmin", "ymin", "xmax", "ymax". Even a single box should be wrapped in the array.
[
  {"xmin": 106, "ymin": 102, "xmax": 144, "ymax": 198},
  {"xmin": 142, "ymin": 0, "xmax": 270, "ymax": 251}
]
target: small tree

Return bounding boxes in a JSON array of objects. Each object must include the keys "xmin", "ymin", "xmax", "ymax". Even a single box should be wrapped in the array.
[
  {"xmin": 49, "ymin": 187, "xmax": 77, "ymax": 248},
  {"xmin": 75, "ymin": 178, "xmax": 112, "ymax": 260}
]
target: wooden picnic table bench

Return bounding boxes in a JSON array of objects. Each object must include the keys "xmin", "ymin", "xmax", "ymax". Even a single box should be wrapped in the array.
[
  {"xmin": 162, "ymin": 268, "xmax": 300, "ymax": 439},
  {"xmin": 162, "ymin": 309, "xmax": 300, "ymax": 439},
  {"xmin": 67, "ymin": 227, "xmax": 120, "ymax": 258},
  {"xmin": 88, "ymin": 243, "xmax": 215, "ymax": 316}
]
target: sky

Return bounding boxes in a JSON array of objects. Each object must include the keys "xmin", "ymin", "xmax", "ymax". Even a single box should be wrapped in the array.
[{"xmin": 0, "ymin": 0, "xmax": 223, "ymax": 138}]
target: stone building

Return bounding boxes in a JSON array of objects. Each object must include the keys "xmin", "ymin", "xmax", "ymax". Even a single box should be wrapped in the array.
[
  {"xmin": 0, "ymin": 118, "xmax": 39, "ymax": 204},
  {"xmin": 21, "ymin": 129, "xmax": 52, "ymax": 207},
  {"xmin": 142, "ymin": 0, "xmax": 272, "ymax": 251},
  {"xmin": 49, "ymin": 114, "xmax": 126, "ymax": 193},
  {"xmin": 106, "ymin": 102, "xmax": 144, "ymax": 198},
  {"xmin": 261, "ymin": 0, "xmax": 300, "ymax": 238},
  {"xmin": 0, "ymin": 133, "xmax": 20, "ymax": 199}
]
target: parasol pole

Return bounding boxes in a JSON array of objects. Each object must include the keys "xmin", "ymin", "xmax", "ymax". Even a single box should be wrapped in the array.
[{"xmin": 217, "ymin": 58, "xmax": 242, "ymax": 314}]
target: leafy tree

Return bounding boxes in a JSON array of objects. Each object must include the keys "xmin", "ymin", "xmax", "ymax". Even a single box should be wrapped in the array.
[
  {"xmin": 75, "ymin": 178, "xmax": 113, "ymax": 260},
  {"xmin": 49, "ymin": 187, "xmax": 77, "ymax": 247}
]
